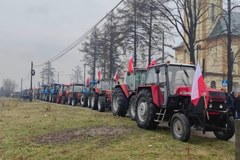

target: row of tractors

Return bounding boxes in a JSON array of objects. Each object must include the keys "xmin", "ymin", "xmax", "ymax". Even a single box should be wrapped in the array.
[{"xmin": 33, "ymin": 62, "xmax": 235, "ymax": 142}]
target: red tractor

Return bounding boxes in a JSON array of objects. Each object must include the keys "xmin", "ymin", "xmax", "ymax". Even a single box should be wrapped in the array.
[
  {"xmin": 96, "ymin": 78, "xmax": 116, "ymax": 112},
  {"xmin": 135, "ymin": 63, "xmax": 235, "ymax": 142},
  {"xmin": 66, "ymin": 83, "xmax": 85, "ymax": 106},
  {"xmin": 56, "ymin": 84, "xmax": 70, "ymax": 104},
  {"xmin": 111, "ymin": 68, "xmax": 147, "ymax": 119}
]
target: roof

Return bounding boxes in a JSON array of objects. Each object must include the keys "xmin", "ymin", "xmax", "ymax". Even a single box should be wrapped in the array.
[{"xmin": 208, "ymin": 12, "xmax": 240, "ymax": 39}]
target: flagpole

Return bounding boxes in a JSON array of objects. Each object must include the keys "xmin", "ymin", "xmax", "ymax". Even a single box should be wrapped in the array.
[{"xmin": 203, "ymin": 93, "xmax": 209, "ymax": 134}]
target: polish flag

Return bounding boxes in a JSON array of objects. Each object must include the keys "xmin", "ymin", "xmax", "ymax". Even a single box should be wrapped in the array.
[
  {"xmin": 191, "ymin": 63, "xmax": 208, "ymax": 106},
  {"xmin": 86, "ymin": 78, "xmax": 90, "ymax": 85},
  {"xmin": 114, "ymin": 70, "xmax": 119, "ymax": 83},
  {"xmin": 128, "ymin": 56, "xmax": 134, "ymax": 74},
  {"xmin": 97, "ymin": 69, "xmax": 101, "ymax": 82}
]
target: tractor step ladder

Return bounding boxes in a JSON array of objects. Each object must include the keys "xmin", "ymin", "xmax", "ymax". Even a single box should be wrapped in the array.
[{"xmin": 154, "ymin": 108, "xmax": 166, "ymax": 123}]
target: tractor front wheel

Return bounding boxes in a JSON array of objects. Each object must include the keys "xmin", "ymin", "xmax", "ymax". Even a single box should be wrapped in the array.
[
  {"xmin": 136, "ymin": 89, "xmax": 159, "ymax": 129},
  {"xmin": 111, "ymin": 88, "xmax": 128, "ymax": 117},
  {"xmin": 129, "ymin": 95, "xmax": 137, "ymax": 120},
  {"xmin": 71, "ymin": 98, "xmax": 77, "ymax": 106},
  {"xmin": 171, "ymin": 113, "xmax": 190, "ymax": 142},
  {"xmin": 213, "ymin": 116, "xmax": 235, "ymax": 141},
  {"xmin": 98, "ymin": 96, "xmax": 106, "ymax": 112},
  {"xmin": 80, "ymin": 94, "xmax": 88, "ymax": 107}
]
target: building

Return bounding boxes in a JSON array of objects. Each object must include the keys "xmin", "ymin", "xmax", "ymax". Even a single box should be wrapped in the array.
[{"xmin": 175, "ymin": 0, "xmax": 240, "ymax": 91}]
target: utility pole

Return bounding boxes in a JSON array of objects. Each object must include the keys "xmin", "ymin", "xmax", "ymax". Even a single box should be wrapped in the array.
[
  {"xmin": 84, "ymin": 64, "xmax": 86, "ymax": 86},
  {"xmin": 148, "ymin": 0, "xmax": 153, "ymax": 66},
  {"xmin": 162, "ymin": 31, "xmax": 165, "ymax": 63},
  {"xmin": 47, "ymin": 61, "xmax": 50, "ymax": 85},
  {"xmin": 227, "ymin": 0, "xmax": 233, "ymax": 92},
  {"xmin": 93, "ymin": 29, "xmax": 97, "ymax": 81},
  {"xmin": 134, "ymin": 0, "xmax": 137, "ymax": 67},
  {"xmin": 30, "ymin": 61, "xmax": 35, "ymax": 102}
]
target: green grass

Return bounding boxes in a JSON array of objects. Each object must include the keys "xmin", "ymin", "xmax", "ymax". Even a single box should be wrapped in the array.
[{"xmin": 0, "ymin": 98, "xmax": 235, "ymax": 160}]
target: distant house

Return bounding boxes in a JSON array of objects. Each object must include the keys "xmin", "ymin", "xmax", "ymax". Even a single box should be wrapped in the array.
[{"xmin": 175, "ymin": 0, "xmax": 240, "ymax": 91}]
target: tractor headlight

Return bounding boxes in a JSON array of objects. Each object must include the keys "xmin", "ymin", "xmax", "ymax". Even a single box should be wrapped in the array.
[
  {"xmin": 219, "ymin": 104, "xmax": 223, "ymax": 109},
  {"xmin": 209, "ymin": 103, "xmax": 212, "ymax": 108}
]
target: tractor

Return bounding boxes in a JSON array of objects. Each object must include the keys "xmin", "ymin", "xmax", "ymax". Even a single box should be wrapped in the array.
[
  {"xmin": 49, "ymin": 83, "xmax": 61, "ymax": 103},
  {"xmin": 134, "ymin": 62, "xmax": 235, "ymax": 142},
  {"xmin": 111, "ymin": 68, "xmax": 147, "ymax": 119},
  {"xmin": 96, "ymin": 78, "xmax": 116, "ymax": 112},
  {"xmin": 56, "ymin": 84, "xmax": 70, "ymax": 104},
  {"xmin": 66, "ymin": 83, "xmax": 85, "ymax": 106},
  {"xmin": 80, "ymin": 81, "xmax": 98, "ymax": 108},
  {"xmin": 39, "ymin": 85, "xmax": 48, "ymax": 100}
]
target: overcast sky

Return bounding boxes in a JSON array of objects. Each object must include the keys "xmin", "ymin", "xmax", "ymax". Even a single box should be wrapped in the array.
[{"xmin": 0, "ymin": 0, "xmax": 122, "ymax": 90}]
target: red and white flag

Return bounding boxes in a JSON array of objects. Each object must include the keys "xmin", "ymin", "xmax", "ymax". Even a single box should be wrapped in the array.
[
  {"xmin": 114, "ymin": 70, "xmax": 119, "ymax": 83},
  {"xmin": 128, "ymin": 56, "xmax": 134, "ymax": 74},
  {"xmin": 97, "ymin": 69, "xmax": 101, "ymax": 82},
  {"xmin": 86, "ymin": 78, "xmax": 90, "ymax": 85},
  {"xmin": 191, "ymin": 63, "xmax": 208, "ymax": 106}
]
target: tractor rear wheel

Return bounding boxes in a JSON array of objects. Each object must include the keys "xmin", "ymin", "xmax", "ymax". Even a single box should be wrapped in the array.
[
  {"xmin": 91, "ymin": 93, "xmax": 98, "ymax": 110},
  {"xmin": 80, "ymin": 94, "xmax": 88, "ymax": 107},
  {"xmin": 98, "ymin": 96, "xmax": 106, "ymax": 112},
  {"xmin": 111, "ymin": 88, "xmax": 128, "ymax": 117},
  {"xmin": 213, "ymin": 116, "xmax": 235, "ymax": 140},
  {"xmin": 171, "ymin": 113, "xmax": 190, "ymax": 142},
  {"xmin": 129, "ymin": 95, "xmax": 137, "ymax": 120},
  {"xmin": 136, "ymin": 89, "xmax": 159, "ymax": 129}
]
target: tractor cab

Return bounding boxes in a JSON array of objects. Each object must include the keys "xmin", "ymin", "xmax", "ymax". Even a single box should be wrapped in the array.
[
  {"xmin": 96, "ymin": 78, "xmax": 116, "ymax": 112},
  {"xmin": 124, "ymin": 68, "xmax": 147, "ymax": 91},
  {"xmin": 97, "ymin": 78, "xmax": 116, "ymax": 93}
]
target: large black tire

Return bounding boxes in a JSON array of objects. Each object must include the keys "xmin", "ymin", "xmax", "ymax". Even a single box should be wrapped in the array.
[
  {"xmin": 91, "ymin": 92, "xmax": 99, "ymax": 110},
  {"xmin": 111, "ymin": 88, "xmax": 128, "ymax": 117},
  {"xmin": 49, "ymin": 94, "xmax": 53, "ymax": 102},
  {"xmin": 88, "ymin": 95, "xmax": 91, "ymax": 108},
  {"xmin": 136, "ymin": 89, "xmax": 159, "ymax": 129},
  {"xmin": 71, "ymin": 98, "xmax": 77, "ymax": 106},
  {"xmin": 129, "ymin": 95, "xmax": 137, "ymax": 120},
  {"xmin": 67, "ymin": 97, "xmax": 72, "ymax": 105},
  {"xmin": 61, "ymin": 96, "xmax": 66, "ymax": 104},
  {"xmin": 98, "ymin": 96, "xmax": 106, "ymax": 112},
  {"xmin": 171, "ymin": 113, "xmax": 190, "ymax": 142},
  {"xmin": 213, "ymin": 116, "xmax": 235, "ymax": 141},
  {"xmin": 80, "ymin": 94, "xmax": 88, "ymax": 107}
]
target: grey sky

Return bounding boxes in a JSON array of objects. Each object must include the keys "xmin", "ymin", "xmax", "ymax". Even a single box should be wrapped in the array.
[{"xmin": 0, "ymin": 0, "xmax": 121, "ymax": 89}]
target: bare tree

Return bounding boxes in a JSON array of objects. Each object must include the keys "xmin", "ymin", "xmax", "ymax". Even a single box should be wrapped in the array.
[
  {"xmin": 155, "ymin": 0, "xmax": 208, "ymax": 64},
  {"xmin": 40, "ymin": 61, "xmax": 55, "ymax": 85},
  {"xmin": 2, "ymin": 78, "xmax": 17, "ymax": 97},
  {"xmin": 71, "ymin": 65, "xmax": 83, "ymax": 83}
]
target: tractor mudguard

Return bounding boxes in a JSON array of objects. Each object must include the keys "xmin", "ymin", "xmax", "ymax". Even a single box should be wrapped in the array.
[
  {"xmin": 95, "ymin": 88, "xmax": 100, "ymax": 94},
  {"xmin": 120, "ymin": 84, "xmax": 129, "ymax": 98},
  {"xmin": 137, "ymin": 85, "xmax": 163, "ymax": 107}
]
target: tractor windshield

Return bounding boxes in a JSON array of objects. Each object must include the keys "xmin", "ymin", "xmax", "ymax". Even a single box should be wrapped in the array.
[
  {"xmin": 167, "ymin": 65, "xmax": 195, "ymax": 95},
  {"xmin": 73, "ymin": 85, "xmax": 83, "ymax": 92},
  {"xmin": 100, "ymin": 80, "xmax": 115, "ymax": 90}
]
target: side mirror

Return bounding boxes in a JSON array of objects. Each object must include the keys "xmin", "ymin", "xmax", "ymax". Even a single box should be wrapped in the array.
[{"xmin": 155, "ymin": 67, "xmax": 160, "ymax": 74}]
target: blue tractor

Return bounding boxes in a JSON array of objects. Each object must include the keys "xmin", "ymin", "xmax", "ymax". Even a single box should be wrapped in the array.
[
  {"xmin": 80, "ymin": 80, "xmax": 98, "ymax": 107},
  {"xmin": 49, "ymin": 83, "xmax": 61, "ymax": 103}
]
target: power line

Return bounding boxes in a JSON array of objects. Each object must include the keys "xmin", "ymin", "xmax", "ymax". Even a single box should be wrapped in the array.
[{"xmin": 36, "ymin": 0, "xmax": 125, "ymax": 65}]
